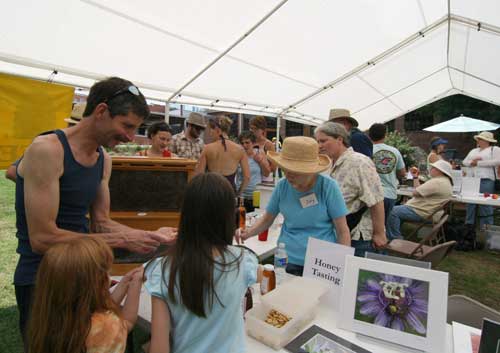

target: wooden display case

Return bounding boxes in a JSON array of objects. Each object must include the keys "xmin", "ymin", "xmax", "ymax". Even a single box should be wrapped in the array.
[{"xmin": 109, "ymin": 156, "xmax": 197, "ymax": 274}]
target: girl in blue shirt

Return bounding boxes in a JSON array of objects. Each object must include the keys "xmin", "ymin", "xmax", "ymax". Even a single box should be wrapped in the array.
[
  {"xmin": 237, "ymin": 137, "xmax": 351, "ymax": 276},
  {"xmin": 145, "ymin": 173, "xmax": 261, "ymax": 353}
]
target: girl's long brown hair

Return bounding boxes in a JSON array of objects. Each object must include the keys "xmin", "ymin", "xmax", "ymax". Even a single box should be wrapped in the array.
[
  {"xmin": 150, "ymin": 173, "xmax": 242, "ymax": 317},
  {"xmin": 28, "ymin": 237, "xmax": 120, "ymax": 353}
]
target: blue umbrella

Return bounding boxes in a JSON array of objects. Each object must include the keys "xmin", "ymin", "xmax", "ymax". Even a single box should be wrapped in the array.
[{"xmin": 423, "ymin": 115, "xmax": 500, "ymax": 132}]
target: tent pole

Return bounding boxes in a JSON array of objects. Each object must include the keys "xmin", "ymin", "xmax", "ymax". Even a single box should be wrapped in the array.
[
  {"xmin": 276, "ymin": 116, "xmax": 281, "ymax": 148},
  {"xmin": 277, "ymin": 15, "xmax": 448, "ymax": 117}
]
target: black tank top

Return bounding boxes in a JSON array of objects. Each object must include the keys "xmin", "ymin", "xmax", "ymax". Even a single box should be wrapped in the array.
[{"xmin": 14, "ymin": 130, "xmax": 104, "ymax": 285}]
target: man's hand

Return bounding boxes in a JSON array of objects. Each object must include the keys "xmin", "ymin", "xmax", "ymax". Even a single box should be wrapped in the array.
[
  {"xmin": 154, "ymin": 227, "xmax": 178, "ymax": 244},
  {"xmin": 123, "ymin": 230, "xmax": 162, "ymax": 254},
  {"xmin": 372, "ymin": 231, "xmax": 388, "ymax": 249}
]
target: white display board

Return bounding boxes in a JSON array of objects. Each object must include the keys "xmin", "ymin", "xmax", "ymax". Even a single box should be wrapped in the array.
[{"xmin": 339, "ymin": 256, "xmax": 449, "ymax": 353}]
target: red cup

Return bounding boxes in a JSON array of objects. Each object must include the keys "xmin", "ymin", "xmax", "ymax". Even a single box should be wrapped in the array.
[
  {"xmin": 258, "ymin": 229, "xmax": 269, "ymax": 241},
  {"xmin": 162, "ymin": 150, "xmax": 172, "ymax": 157}
]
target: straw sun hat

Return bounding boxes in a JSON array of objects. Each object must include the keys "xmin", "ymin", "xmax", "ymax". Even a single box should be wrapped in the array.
[
  {"xmin": 64, "ymin": 102, "xmax": 86, "ymax": 125},
  {"xmin": 474, "ymin": 131, "xmax": 497, "ymax": 143},
  {"xmin": 267, "ymin": 136, "xmax": 331, "ymax": 174}
]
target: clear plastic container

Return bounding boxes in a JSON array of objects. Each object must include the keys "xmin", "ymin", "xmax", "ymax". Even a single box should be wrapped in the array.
[
  {"xmin": 485, "ymin": 229, "xmax": 500, "ymax": 251},
  {"xmin": 245, "ymin": 277, "xmax": 328, "ymax": 349}
]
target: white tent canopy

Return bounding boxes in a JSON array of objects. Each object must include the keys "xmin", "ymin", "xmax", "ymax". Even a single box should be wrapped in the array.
[{"xmin": 1, "ymin": 0, "xmax": 500, "ymax": 128}]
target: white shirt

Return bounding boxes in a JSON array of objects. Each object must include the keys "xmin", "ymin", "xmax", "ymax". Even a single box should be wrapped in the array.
[{"xmin": 463, "ymin": 146, "xmax": 500, "ymax": 180}]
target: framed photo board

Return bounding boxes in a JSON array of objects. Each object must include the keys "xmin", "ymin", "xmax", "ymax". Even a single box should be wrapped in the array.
[
  {"xmin": 339, "ymin": 256, "xmax": 448, "ymax": 353},
  {"xmin": 285, "ymin": 325, "xmax": 372, "ymax": 353}
]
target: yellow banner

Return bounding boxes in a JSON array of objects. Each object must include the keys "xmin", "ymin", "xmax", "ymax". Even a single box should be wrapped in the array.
[{"xmin": 0, "ymin": 73, "xmax": 74, "ymax": 169}]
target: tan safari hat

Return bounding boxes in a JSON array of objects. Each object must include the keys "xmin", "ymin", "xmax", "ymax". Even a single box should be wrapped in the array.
[
  {"xmin": 64, "ymin": 102, "xmax": 86, "ymax": 125},
  {"xmin": 186, "ymin": 112, "xmax": 207, "ymax": 128},
  {"xmin": 474, "ymin": 131, "xmax": 497, "ymax": 143},
  {"xmin": 267, "ymin": 136, "xmax": 331, "ymax": 174},
  {"xmin": 329, "ymin": 108, "xmax": 359, "ymax": 128},
  {"xmin": 429, "ymin": 159, "xmax": 453, "ymax": 184}
]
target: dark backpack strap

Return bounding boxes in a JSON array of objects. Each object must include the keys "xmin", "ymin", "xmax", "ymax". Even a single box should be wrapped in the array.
[{"xmin": 346, "ymin": 205, "xmax": 368, "ymax": 231}]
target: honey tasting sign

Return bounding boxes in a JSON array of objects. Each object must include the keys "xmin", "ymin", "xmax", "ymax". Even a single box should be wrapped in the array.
[{"xmin": 303, "ymin": 238, "xmax": 354, "ymax": 311}]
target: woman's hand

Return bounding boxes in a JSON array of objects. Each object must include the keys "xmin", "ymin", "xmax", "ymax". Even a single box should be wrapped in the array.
[
  {"xmin": 471, "ymin": 157, "xmax": 481, "ymax": 167},
  {"xmin": 253, "ymin": 150, "xmax": 265, "ymax": 163}
]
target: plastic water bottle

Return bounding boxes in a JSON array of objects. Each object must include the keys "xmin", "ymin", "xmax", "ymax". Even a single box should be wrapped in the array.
[{"xmin": 274, "ymin": 243, "xmax": 288, "ymax": 285}]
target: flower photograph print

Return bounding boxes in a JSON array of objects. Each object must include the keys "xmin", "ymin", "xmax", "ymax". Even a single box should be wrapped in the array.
[
  {"xmin": 354, "ymin": 270, "xmax": 429, "ymax": 337},
  {"xmin": 301, "ymin": 334, "xmax": 356, "ymax": 353}
]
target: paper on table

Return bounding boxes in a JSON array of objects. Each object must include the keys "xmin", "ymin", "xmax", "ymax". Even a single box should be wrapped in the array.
[
  {"xmin": 451, "ymin": 170, "xmax": 463, "ymax": 194},
  {"xmin": 461, "ymin": 177, "xmax": 481, "ymax": 196}
]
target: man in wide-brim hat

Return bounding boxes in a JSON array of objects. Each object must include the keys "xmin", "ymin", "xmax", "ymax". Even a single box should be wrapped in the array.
[
  {"xmin": 236, "ymin": 136, "xmax": 351, "ymax": 276},
  {"xmin": 64, "ymin": 102, "xmax": 86, "ymax": 126},
  {"xmin": 329, "ymin": 108, "xmax": 373, "ymax": 158},
  {"xmin": 170, "ymin": 112, "xmax": 206, "ymax": 160}
]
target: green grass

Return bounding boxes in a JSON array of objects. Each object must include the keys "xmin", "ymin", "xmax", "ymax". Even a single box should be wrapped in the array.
[
  {"xmin": 0, "ymin": 172, "xmax": 22, "ymax": 353},
  {"xmin": 0, "ymin": 172, "xmax": 499, "ymax": 352}
]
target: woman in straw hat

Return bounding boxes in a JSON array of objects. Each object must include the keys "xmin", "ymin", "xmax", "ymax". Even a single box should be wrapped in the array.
[
  {"xmin": 463, "ymin": 131, "xmax": 500, "ymax": 228},
  {"xmin": 236, "ymin": 136, "xmax": 351, "ymax": 276}
]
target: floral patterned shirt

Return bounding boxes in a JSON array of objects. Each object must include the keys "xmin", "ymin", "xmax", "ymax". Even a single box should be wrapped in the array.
[
  {"xmin": 86, "ymin": 311, "xmax": 127, "ymax": 353},
  {"xmin": 330, "ymin": 148, "xmax": 384, "ymax": 241},
  {"xmin": 170, "ymin": 131, "xmax": 204, "ymax": 160}
]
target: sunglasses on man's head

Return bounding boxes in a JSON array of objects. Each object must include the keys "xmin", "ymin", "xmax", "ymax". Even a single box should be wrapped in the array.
[{"xmin": 103, "ymin": 85, "xmax": 141, "ymax": 103}]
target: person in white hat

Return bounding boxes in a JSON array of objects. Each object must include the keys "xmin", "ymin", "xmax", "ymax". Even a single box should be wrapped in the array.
[
  {"xmin": 329, "ymin": 108, "xmax": 373, "ymax": 158},
  {"xmin": 386, "ymin": 159, "xmax": 453, "ymax": 240},
  {"xmin": 462, "ymin": 131, "xmax": 500, "ymax": 228},
  {"xmin": 236, "ymin": 136, "xmax": 351, "ymax": 276}
]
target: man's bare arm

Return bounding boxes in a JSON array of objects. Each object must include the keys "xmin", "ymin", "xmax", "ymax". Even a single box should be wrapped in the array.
[
  {"xmin": 89, "ymin": 153, "xmax": 177, "ymax": 250},
  {"xmin": 22, "ymin": 138, "xmax": 171, "ymax": 254}
]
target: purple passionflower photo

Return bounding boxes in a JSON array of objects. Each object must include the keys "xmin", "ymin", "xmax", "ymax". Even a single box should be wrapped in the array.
[{"xmin": 356, "ymin": 271, "xmax": 428, "ymax": 336}]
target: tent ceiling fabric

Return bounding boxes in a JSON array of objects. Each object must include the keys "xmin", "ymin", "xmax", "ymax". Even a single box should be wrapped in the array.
[{"xmin": 1, "ymin": 0, "xmax": 499, "ymax": 128}]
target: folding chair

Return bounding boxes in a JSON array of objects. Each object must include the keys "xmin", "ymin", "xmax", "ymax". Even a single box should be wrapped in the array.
[
  {"xmin": 447, "ymin": 295, "xmax": 500, "ymax": 329},
  {"xmin": 386, "ymin": 215, "xmax": 456, "ymax": 268},
  {"xmin": 404, "ymin": 200, "xmax": 451, "ymax": 244}
]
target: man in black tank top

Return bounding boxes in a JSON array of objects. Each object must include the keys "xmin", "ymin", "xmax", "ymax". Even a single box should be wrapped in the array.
[{"xmin": 14, "ymin": 77, "xmax": 177, "ymax": 344}]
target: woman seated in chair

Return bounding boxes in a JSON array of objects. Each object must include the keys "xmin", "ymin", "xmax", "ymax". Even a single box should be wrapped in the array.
[{"xmin": 387, "ymin": 160, "xmax": 453, "ymax": 240}]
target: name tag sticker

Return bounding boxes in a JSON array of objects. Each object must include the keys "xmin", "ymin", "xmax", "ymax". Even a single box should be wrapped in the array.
[{"xmin": 299, "ymin": 193, "xmax": 318, "ymax": 208}]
